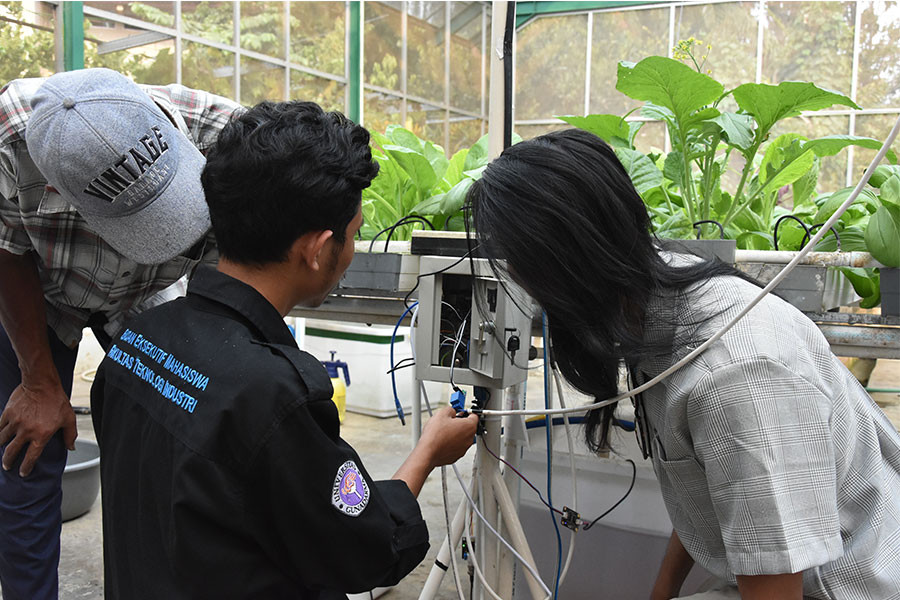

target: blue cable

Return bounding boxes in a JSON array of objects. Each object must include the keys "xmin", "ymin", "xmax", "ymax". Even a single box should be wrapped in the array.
[
  {"xmin": 390, "ymin": 302, "xmax": 418, "ymax": 426},
  {"xmin": 542, "ymin": 312, "xmax": 563, "ymax": 599}
]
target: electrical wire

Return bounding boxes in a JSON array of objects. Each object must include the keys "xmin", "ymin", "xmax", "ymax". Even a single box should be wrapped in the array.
[
  {"xmin": 368, "ymin": 215, "xmax": 435, "ymax": 253},
  {"xmin": 553, "ymin": 367, "xmax": 578, "ymax": 589},
  {"xmin": 389, "ymin": 302, "xmax": 418, "ymax": 425},
  {"xmin": 462, "ymin": 497, "xmax": 505, "ymax": 600},
  {"xmin": 542, "ymin": 313, "xmax": 563, "ymax": 600},
  {"xmin": 476, "ymin": 114, "xmax": 900, "ymax": 419},
  {"xmin": 448, "ymin": 316, "xmax": 468, "ymax": 391},
  {"xmin": 403, "ymin": 248, "xmax": 477, "ymax": 309},
  {"xmin": 581, "ymin": 459, "xmax": 637, "ymax": 531},
  {"xmin": 478, "ymin": 431, "xmax": 562, "ymax": 516}
]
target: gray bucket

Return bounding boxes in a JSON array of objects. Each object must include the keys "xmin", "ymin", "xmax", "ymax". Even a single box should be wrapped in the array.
[{"xmin": 62, "ymin": 439, "xmax": 100, "ymax": 522}]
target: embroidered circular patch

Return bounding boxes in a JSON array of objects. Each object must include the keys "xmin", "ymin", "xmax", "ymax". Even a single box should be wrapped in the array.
[{"xmin": 331, "ymin": 460, "xmax": 370, "ymax": 517}]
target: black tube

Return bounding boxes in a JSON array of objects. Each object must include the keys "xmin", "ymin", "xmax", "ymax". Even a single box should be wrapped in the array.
[{"xmin": 503, "ymin": 1, "xmax": 516, "ymax": 151}]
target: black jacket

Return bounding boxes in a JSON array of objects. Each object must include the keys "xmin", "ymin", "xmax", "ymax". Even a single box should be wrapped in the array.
[{"xmin": 91, "ymin": 267, "xmax": 429, "ymax": 599}]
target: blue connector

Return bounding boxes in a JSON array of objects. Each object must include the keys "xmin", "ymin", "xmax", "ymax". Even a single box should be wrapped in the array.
[{"xmin": 450, "ymin": 388, "xmax": 467, "ymax": 414}]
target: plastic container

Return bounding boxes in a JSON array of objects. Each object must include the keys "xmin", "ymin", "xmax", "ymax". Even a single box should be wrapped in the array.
[
  {"xmin": 62, "ymin": 439, "xmax": 100, "ymax": 522},
  {"xmin": 322, "ymin": 351, "xmax": 351, "ymax": 422}
]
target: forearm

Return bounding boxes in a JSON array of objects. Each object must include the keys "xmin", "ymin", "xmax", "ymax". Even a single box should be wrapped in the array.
[
  {"xmin": 0, "ymin": 249, "xmax": 58, "ymax": 385},
  {"xmin": 651, "ymin": 530, "xmax": 695, "ymax": 600},
  {"xmin": 736, "ymin": 572, "xmax": 803, "ymax": 600},
  {"xmin": 391, "ymin": 444, "xmax": 434, "ymax": 498}
]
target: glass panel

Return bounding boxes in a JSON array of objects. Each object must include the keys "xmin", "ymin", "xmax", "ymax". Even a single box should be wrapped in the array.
[
  {"xmin": 407, "ymin": 1, "xmax": 446, "ymax": 103},
  {"xmin": 858, "ymin": 2, "xmax": 900, "ymax": 109},
  {"xmin": 762, "ymin": 2, "xmax": 854, "ymax": 95},
  {"xmin": 516, "ymin": 14, "xmax": 588, "ymax": 120},
  {"xmin": 182, "ymin": 1, "xmax": 233, "ymax": 45},
  {"xmin": 364, "ymin": 1, "xmax": 402, "ymax": 91},
  {"xmin": 0, "ymin": 1, "xmax": 56, "ymax": 79},
  {"xmin": 771, "ymin": 116, "xmax": 851, "ymax": 194},
  {"xmin": 591, "ymin": 7, "xmax": 668, "ymax": 115},
  {"xmin": 364, "ymin": 89, "xmax": 403, "ymax": 134},
  {"xmin": 240, "ymin": 1, "xmax": 283, "ymax": 58},
  {"xmin": 449, "ymin": 114, "xmax": 481, "ymax": 154},
  {"xmin": 515, "ymin": 123, "xmax": 567, "ymax": 140},
  {"xmin": 182, "ymin": 41, "xmax": 234, "ymax": 98},
  {"xmin": 673, "ymin": 2, "xmax": 758, "ymax": 96},
  {"xmin": 406, "ymin": 100, "xmax": 445, "ymax": 141},
  {"xmin": 290, "ymin": 72, "xmax": 345, "ymax": 113},
  {"xmin": 84, "ymin": 16, "xmax": 176, "ymax": 84},
  {"xmin": 633, "ymin": 121, "xmax": 666, "ymax": 155},
  {"xmin": 241, "ymin": 57, "xmax": 285, "ymax": 105},
  {"xmin": 290, "ymin": 1, "xmax": 345, "ymax": 75},
  {"xmin": 449, "ymin": 1, "xmax": 483, "ymax": 113},
  {"xmin": 84, "ymin": 2, "xmax": 175, "ymax": 27},
  {"xmin": 854, "ymin": 114, "xmax": 900, "ymax": 182}
]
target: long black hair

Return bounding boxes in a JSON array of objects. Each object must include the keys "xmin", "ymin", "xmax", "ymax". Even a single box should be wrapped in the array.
[{"xmin": 467, "ymin": 129, "xmax": 746, "ymax": 452}]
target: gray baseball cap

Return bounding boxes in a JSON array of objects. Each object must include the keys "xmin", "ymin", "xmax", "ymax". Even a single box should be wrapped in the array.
[{"xmin": 25, "ymin": 68, "xmax": 210, "ymax": 265}]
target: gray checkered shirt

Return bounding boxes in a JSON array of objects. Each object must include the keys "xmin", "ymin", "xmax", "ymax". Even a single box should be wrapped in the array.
[
  {"xmin": 636, "ymin": 272, "xmax": 900, "ymax": 599},
  {"xmin": 0, "ymin": 76, "xmax": 239, "ymax": 348}
]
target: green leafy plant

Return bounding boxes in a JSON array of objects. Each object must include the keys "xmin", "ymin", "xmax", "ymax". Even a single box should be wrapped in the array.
[
  {"xmin": 559, "ymin": 40, "xmax": 897, "ymax": 246},
  {"xmin": 360, "ymin": 126, "xmax": 506, "ymax": 243}
]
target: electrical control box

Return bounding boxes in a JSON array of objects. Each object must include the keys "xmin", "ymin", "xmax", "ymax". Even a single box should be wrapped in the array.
[{"xmin": 415, "ymin": 255, "xmax": 533, "ymax": 388}]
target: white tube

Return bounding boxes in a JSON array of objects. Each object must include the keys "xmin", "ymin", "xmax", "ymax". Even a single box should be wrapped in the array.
[{"xmin": 553, "ymin": 369, "xmax": 578, "ymax": 588}]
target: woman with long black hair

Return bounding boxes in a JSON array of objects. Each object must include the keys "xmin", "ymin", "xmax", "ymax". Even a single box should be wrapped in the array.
[{"xmin": 467, "ymin": 129, "xmax": 900, "ymax": 600}]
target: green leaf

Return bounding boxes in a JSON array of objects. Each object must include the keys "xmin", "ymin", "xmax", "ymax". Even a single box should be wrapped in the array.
[
  {"xmin": 815, "ymin": 226, "xmax": 867, "ymax": 252},
  {"xmin": 410, "ymin": 193, "xmax": 444, "ymax": 216},
  {"xmin": 792, "ymin": 157, "xmax": 820, "ymax": 208},
  {"xmin": 382, "ymin": 145, "xmax": 437, "ymax": 195},
  {"xmin": 614, "ymin": 147, "xmax": 663, "ymax": 194},
  {"xmin": 711, "ymin": 112, "xmax": 755, "ymax": 151},
  {"xmin": 813, "ymin": 187, "xmax": 878, "ymax": 224},
  {"xmin": 865, "ymin": 204, "xmax": 900, "ymax": 267},
  {"xmin": 640, "ymin": 102, "xmax": 675, "ymax": 124},
  {"xmin": 803, "ymin": 135, "xmax": 897, "ymax": 163},
  {"xmin": 737, "ymin": 231, "xmax": 775, "ymax": 250},
  {"xmin": 836, "ymin": 267, "xmax": 880, "ymax": 308},
  {"xmin": 616, "ymin": 57, "xmax": 724, "ymax": 124},
  {"xmin": 423, "ymin": 141, "xmax": 449, "ymax": 182},
  {"xmin": 733, "ymin": 81, "xmax": 860, "ymax": 135},
  {"xmin": 464, "ymin": 134, "xmax": 489, "ymax": 171},
  {"xmin": 869, "ymin": 165, "xmax": 900, "ymax": 188},
  {"xmin": 386, "ymin": 125, "xmax": 424, "ymax": 152},
  {"xmin": 879, "ymin": 175, "xmax": 900, "ymax": 208},
  {"xmin": 682, "ymin": 107, "xmax": 721, "ymax": 130},
  {"xmin": 655, "ymin": 212, "xmax": 693, "ymax": 239},
  {"xmin": 732, "ymin": 208, "xmax": 768, "ymax": 233},
  {"xmin": 440, "ymin": 178, "xmax": 475, "ymax": 215},
  {"xmin": 759, "ymin": 134, "xmax": 816, "ymax": 195},
  {"xmin": 557, "ymin": 114, "xmax": 637, "ymax": 148},
  {"xmin": 774, "ymin": 218, "xmax": 808, "ymax": 251},
  {"xmin": 443, "ymin": 148, "xmax": 469, "ymax": 186},
  {"xmin": 663, "ymin": 151, "xmax": 685, "ymax": 185}
]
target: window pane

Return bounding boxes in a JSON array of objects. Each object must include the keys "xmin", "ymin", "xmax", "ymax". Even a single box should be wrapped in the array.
[
  {"xmin": 673, "ymin": 2, "xmax": 758, "ymax": 95},
  {"xmin": 182, "ymin": 1, "xmax": 233, "ymax": 45},
  {"xmin": 364, "ymin": 89, "xmax": 403, "ymax": 134},
  {"xmin": 515, "ymin": 123, "xmax": 567, "ymax": 140},
  {"xmin": 407, "ymin": 1, "xmax": 446, "ymax": 103},
  {"xmin": 84, "ymin": 16, "xmax": 176, "ymax": 84},
  {"xmin": 406, "ymin": 100, "xmax": 444, "ymax": 141},
  {"xmin": 291, "ymin": 72, "xmax": 345, "ymax": 113},
  {"xmin": 84, "ymin": 2, "xmax": 175, "ymax": 27},
  {"xmin": 449, "ymin": 114, "xmax": 481, "ymax": 154},
  {"xmin": 449, "ymin": 1, "xmax": 483, "ymax": 113},
  {"xmin": 290, "ymin": 1, "xmax": 345, "ymax": 75},
  {"xmin": 365, "ymin": 1, "xmax": 402, "ymax": 91},
  {"xmin": 633, "ymin": 121, "xmax": 666, "ymax": 155},
  {"xmin": 240, "ymin": 1, "xmax": 283, "ymax": 58},
  {"xmin": 762, "ymin": 2, "xmax": 854, "ymax": 95},
  {"xmin": 771, "ymin": 116, "xmax": 851, "ymax": 194},
  {"xmin": 854, "ymin": 115, "xmax": 900, "ymax": 182},
  {"xmin": 858, "ymin": 2, "xmax": 900, "ymax": 109},
  {"xmin": 241, "ymin": 57, "xmax": 284, "ymax": 105},
  {"xmin": 0, "ymin": 1, "xmax": 56, "ymax": 80},
  {"xmin": 516, "ymin": 14, "xmax": 588, "ymax": 120},
  {"xmin": 182, "ymin": 41, "xmax": 234, "ymax": 98},
  {"xmin": 591, "ymin": 7, "xmax": 668, "ymax": 115}
]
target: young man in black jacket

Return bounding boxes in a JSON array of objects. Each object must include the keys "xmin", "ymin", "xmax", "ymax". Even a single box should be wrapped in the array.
[{"xmin": 91, "ymin": 101, "xmax": 478, "ymax": 598}]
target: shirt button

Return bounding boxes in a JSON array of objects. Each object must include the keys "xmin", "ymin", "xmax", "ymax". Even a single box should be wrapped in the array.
[{"xmin": 122, "ymin": 271, "xmax": 131, "ymax": 277}]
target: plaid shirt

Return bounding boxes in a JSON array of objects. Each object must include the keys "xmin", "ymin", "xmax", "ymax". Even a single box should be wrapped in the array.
[
  {"xmin": 0, "ymin": 76, "xmax": 239, "ymax": 348},
  {"xmin": 637, "ymin": 272, "xmax": 900, "ymax": 599}
]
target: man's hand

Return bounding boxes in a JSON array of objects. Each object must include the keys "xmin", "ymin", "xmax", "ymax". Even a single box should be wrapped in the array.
[
  {"xmin": 0, "ymin": 381, "xmax": 76, "ymax": 477},
  {"xmin": 419, "ymin": 406, "xmax": 479, "ymax": 468}
]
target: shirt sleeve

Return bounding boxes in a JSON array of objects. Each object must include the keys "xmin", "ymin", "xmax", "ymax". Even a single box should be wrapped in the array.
[
  {"xmin": 166, "ymin": 86, "xmax": 240, "ymax": 153},
  {"xmin": 687, "ymin": 356, "xmax": 843, "ymax": 576},
  {"xmin": 0, "ymin": 143, "xmax": 33, "ymax": 255},
  {"xmin": 243, "ymin": 396, "xmax": 429, "ymax": 594}
]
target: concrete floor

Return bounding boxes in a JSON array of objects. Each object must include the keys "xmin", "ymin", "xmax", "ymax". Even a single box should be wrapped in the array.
[{"xmin": 44, "ymin": 350, "xmax": 900, "ymax": 599}]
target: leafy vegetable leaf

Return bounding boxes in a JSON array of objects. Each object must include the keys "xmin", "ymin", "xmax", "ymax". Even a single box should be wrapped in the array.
[
  {"xmin": 733, "ymin": 82, "xmax": 859, "ymax": 135},
  {"xmin": 616, "ymin": 57, "xmax": 724, "ymax": 125},
  {"xmin": 879, "ymin": 175, "xmax": 900, "ymax": 208},
  {"xmin": 711, "ymin": 113, "xmax": 755, "ymax": 151},
  {"xmin": 464, "ymin": 134, "xmax": 489, "ymax": 171},
  {"xmin": 382, "ymin": 145, "xmax": 436, "ymax": 195},
  {"xmin": 439, "ymin": 178, "xmax": 475, "ymax": 215},
  {"xmin": 423, "ymin": 141, "xmax": 449, "ymax": 183},
  {"xmin": 557, "ymin": 114, "xmax": 640, "ymax": 148},
  {"xmin": 737, "ymin": 231, "xmax": 775, "ymax": 250},
  {"xmin": 386, "ymin": 125, "xmax": 424, "ymax": 152},
  {"xmin": 836, "ymin": 267, "xmax": 880, "ymax": 308},
  {"xmin": 803, "ymin": 135, "xmax": 898, "ymax": 163},
  {"xmin": 865, "ymin": 203, "xmax": 900, "ymax": 267},
  {"xmin": 869, "ymin": 165, "xmax": 900, "ymax": 188},
  {"xmin": 614, "ymin": 148, "xmax": 663, "ymax": 194}
]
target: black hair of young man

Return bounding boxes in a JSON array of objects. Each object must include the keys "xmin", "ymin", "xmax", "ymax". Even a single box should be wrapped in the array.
[{"xmin": 202, "ymin": 101, "xmax": 378, "ymax": 266}]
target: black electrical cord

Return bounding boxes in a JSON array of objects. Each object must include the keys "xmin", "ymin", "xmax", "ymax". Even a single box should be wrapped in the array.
[
  {"xmin": 403, "ymin": 247, "xmax": 478, "ymax": 309},
  {"xmin": 773, "ymin": 214, "xmax": 811, "ymax": 251},
  {"xmin": 581, "ymin": 459, "xmax": 637, "ymax": 530},
  {"xmin": 368, "ymin": 215, "xmax": 435, "ymax": 253}
]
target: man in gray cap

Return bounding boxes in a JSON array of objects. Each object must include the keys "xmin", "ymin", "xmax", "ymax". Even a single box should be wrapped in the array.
[{"xmin": 0, "ymin": 68, "xmax": 238, "ymax": 599}]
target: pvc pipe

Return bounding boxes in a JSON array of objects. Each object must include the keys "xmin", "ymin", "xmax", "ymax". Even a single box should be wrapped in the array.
[
  {"xmin": 491, "ymin": 471, "xmax": 547, "ymax": 600},
  {"xmin": 734, "ymin": 250, "xmax": 882, "ymax": 268}
]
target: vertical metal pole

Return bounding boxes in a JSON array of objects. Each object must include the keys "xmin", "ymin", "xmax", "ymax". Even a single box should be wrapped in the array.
[
  {"xmin": 54, "ymin": 2, "xmax": 64, "ymax": 73},
  {"xmin": 401, "ymin": 1, "xmax": 408, "ymax": 127},
  {"xmin": 756, "ymin": 0, "xmax": 765, "ymax": 84},
  {"xmin": 444, "ymin": 1, "xmax": 451, "ymax": 153},
  {"xmin": 411, "ymin": 377, "xmax": 422, "ymax": 447},
  {"xmin": 175, "ymin": 0, "xmax": 182, "ymax": 85},
  {"xmin": 62, "ymin": 1, "xmax": 84, "ymax": 72},
  {"xmin": 349, "ymin": 1, "xmax": 363, "ymax": 123},
  {"xmin": 233, "ymin": 1, "xmax": 241, "ymax": 102},
  {"xmin": 583, "ymin": 11, "xmax": 593, "ymax": 116},
  {"xmin": 487, "ymin": 1, "xmax": 507, "ymax": 160},
  {"xmin": 283, "ymin": 0, "xmax": 291, "ymax": 101},
  {"xmin": 848, "ymin": 2, "xmax": 862, "ymax": 186},
  {"xmin": 480, "ymin": 4, "xmax": 487, "ymax": 136}
]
